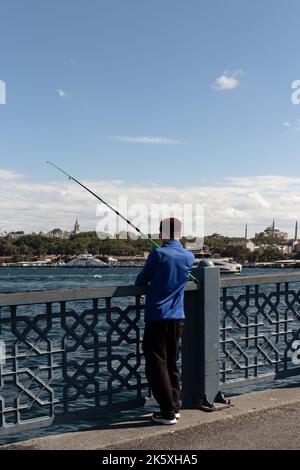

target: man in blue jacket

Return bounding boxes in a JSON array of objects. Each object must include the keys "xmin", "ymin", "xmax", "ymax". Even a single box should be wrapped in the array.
[{"xmin": 135, "ymin": 217, "xmax": 194, "ymax": 425}]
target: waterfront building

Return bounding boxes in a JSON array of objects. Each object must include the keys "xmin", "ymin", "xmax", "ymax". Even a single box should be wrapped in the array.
[
  {"xmin": 47, "ymin": 219, "xmax": 80, "ymax": 239},
  {"xmin": 255, "ymin": 220, "xmax": 288, "ymax": 240},
  {"xmin": 47, "ymin": 228, "xmax": 69, "ymax": 239},
  {"xmin": 230, "ymin": 239, "xmax": 258, "ymax": 252},
  {"xmin": 73, "ymin": 218, "xmax": 80, "ymax": 235},
  {"xmin": 274, "ymin": 244, "xmax": 293, "ymax": 255},
  {"xmin": 6, "ymin": 231, "xmax": 26, "ymax": 240},
  {"xmin": 245, "ymin": 240, "xmax": 257, "ymax": 252},
  {"xmin": 109, "ymin": 252, "xmax": 150, "ymax": 266}
]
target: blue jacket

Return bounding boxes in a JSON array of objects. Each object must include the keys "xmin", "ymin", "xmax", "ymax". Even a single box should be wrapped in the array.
[{"xmin": 135, "ymin": 240, "xmax": 195, "ymax": 322}]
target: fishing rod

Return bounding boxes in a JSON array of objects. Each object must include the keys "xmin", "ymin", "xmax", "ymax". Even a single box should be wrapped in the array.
[{"xmin": 46, "ymin": 161, "xmax": 198, "ymax": 282}]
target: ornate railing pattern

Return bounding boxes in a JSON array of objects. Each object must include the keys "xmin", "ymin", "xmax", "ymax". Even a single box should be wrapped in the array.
[
  {"xmin": 220, "ymin": 274, "xmax": 300, "ymax": 390},
  {"xmin": 1, "ymin": 272, "xmax": 300, "ymax": 437},
  {"xmin": 0, "ymin": 286, "xmax": 152, "ymax": 437}
]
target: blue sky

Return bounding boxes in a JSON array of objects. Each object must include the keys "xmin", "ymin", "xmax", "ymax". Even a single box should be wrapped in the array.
[{"xmin": 1, "ymin": 1, "xmax": 300, "ymax": 235}]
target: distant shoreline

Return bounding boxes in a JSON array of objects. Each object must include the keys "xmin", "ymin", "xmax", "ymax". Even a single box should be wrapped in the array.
[
  {"xmin": 0, "ymin": 265, "xmax": 299, "ymax": 270},
  {"xmin": 0, "ymin": 265, "xmax": 142, "ymax": 269}
]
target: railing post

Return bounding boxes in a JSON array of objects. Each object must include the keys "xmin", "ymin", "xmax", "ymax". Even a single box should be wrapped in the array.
[{"xmin": 182, "ymin": 260, "xmax": 230, "ymax": 410}]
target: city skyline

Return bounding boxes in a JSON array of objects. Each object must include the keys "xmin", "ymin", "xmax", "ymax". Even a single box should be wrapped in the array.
[{"xmin": 1, "ymin": 216, "xmax": 299, "ymax": 241}]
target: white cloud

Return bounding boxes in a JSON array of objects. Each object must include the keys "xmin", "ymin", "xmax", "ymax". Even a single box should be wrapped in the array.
[
  {"xmin": 0, "ymin": 169, "xmax": 24, "ymax": 181},
  {"xmin": 107, "ymin": 136, "xmax": 184, "ymax": 145},
  {"xmin": 57, "ymin": 88, "xmax": 67, "ymax": 98},
  {"xmin": 283, "ymin": 119, "xmax": 300, "ymax": 132},
  {"xmin": 226, "ymin": 175, "xmax": 300, "ymax": 190},
  {"xmin": 0, "ymin": 171, "xmax": 299, "ymax": 238},
  {"xmin": 213, "ymin": 69, "xmax": 243, "ymax": 91},
  {"xmin": 247, "ymin": 192, "xmax": 271, "ymax": 209}
]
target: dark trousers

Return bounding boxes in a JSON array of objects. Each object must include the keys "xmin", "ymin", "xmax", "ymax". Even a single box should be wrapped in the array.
[{"xmin": 142, "ymin": 319, "xmax": 184, "ymax": 418}]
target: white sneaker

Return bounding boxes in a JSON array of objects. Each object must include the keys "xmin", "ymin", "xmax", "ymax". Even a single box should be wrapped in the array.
[
  {"xmin": 175, "ymin": 412, "xmax": 180, "ymax": 419},
  {"xmin": 152, "ymin": 413, "xmax": 177, "ymax": 425}
]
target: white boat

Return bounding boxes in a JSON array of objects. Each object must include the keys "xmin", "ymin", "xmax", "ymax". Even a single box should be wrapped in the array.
[
  {"xmin": 194, "ymin": 257, "xmax": 242, "ymax": 274},
  {"xmin": 65, "ymin": 254, "xmax": 108, "ymax": 267},
  {"xmin": 211, "ymin": 258, "xmax": 242, "ymax": 273}
]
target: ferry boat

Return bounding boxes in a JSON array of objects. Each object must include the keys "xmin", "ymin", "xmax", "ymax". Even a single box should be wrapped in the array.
[{"xmin": 65, "ymin": 254, "xmax": 108, "ymax": 268}]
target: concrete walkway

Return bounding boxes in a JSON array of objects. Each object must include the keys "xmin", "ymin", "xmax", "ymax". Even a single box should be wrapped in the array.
[{"xmin": 2, "ymin": 387, "xmax": 300, "ymax": 450}]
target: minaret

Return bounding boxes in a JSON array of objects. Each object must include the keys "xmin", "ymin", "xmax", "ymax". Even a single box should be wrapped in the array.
[
  {"xmin": 272, "ymin": 219, "xmax": 275, "ymax": 238},
  {"xmin": 295, "ymin": 221, "xmax": 298, "ymax": 241},
  {"xmin": 244, "ymin": 223, "xmax": 248, "ymax": 247}
]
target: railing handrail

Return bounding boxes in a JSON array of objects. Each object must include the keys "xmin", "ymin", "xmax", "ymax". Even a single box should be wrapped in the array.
[
  {"xmin": 220, "ymin": 272, "xmax": 300, "ymax": 288},
  {"xmin": 2, "ymin": 272, "xmax": 300, "ymax": 307},
  {"xmin": 0, "ymin": 281, "xmax": 198, "ymax": 307},
  {"xmin": 1, "ymin": 272, "xmax": 300, "ymax": 307}
]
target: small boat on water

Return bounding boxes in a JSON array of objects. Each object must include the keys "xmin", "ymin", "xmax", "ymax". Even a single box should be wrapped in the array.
[{"xmin": 193, "ymin": 257, "xmax": 242, "ymax": 274}]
